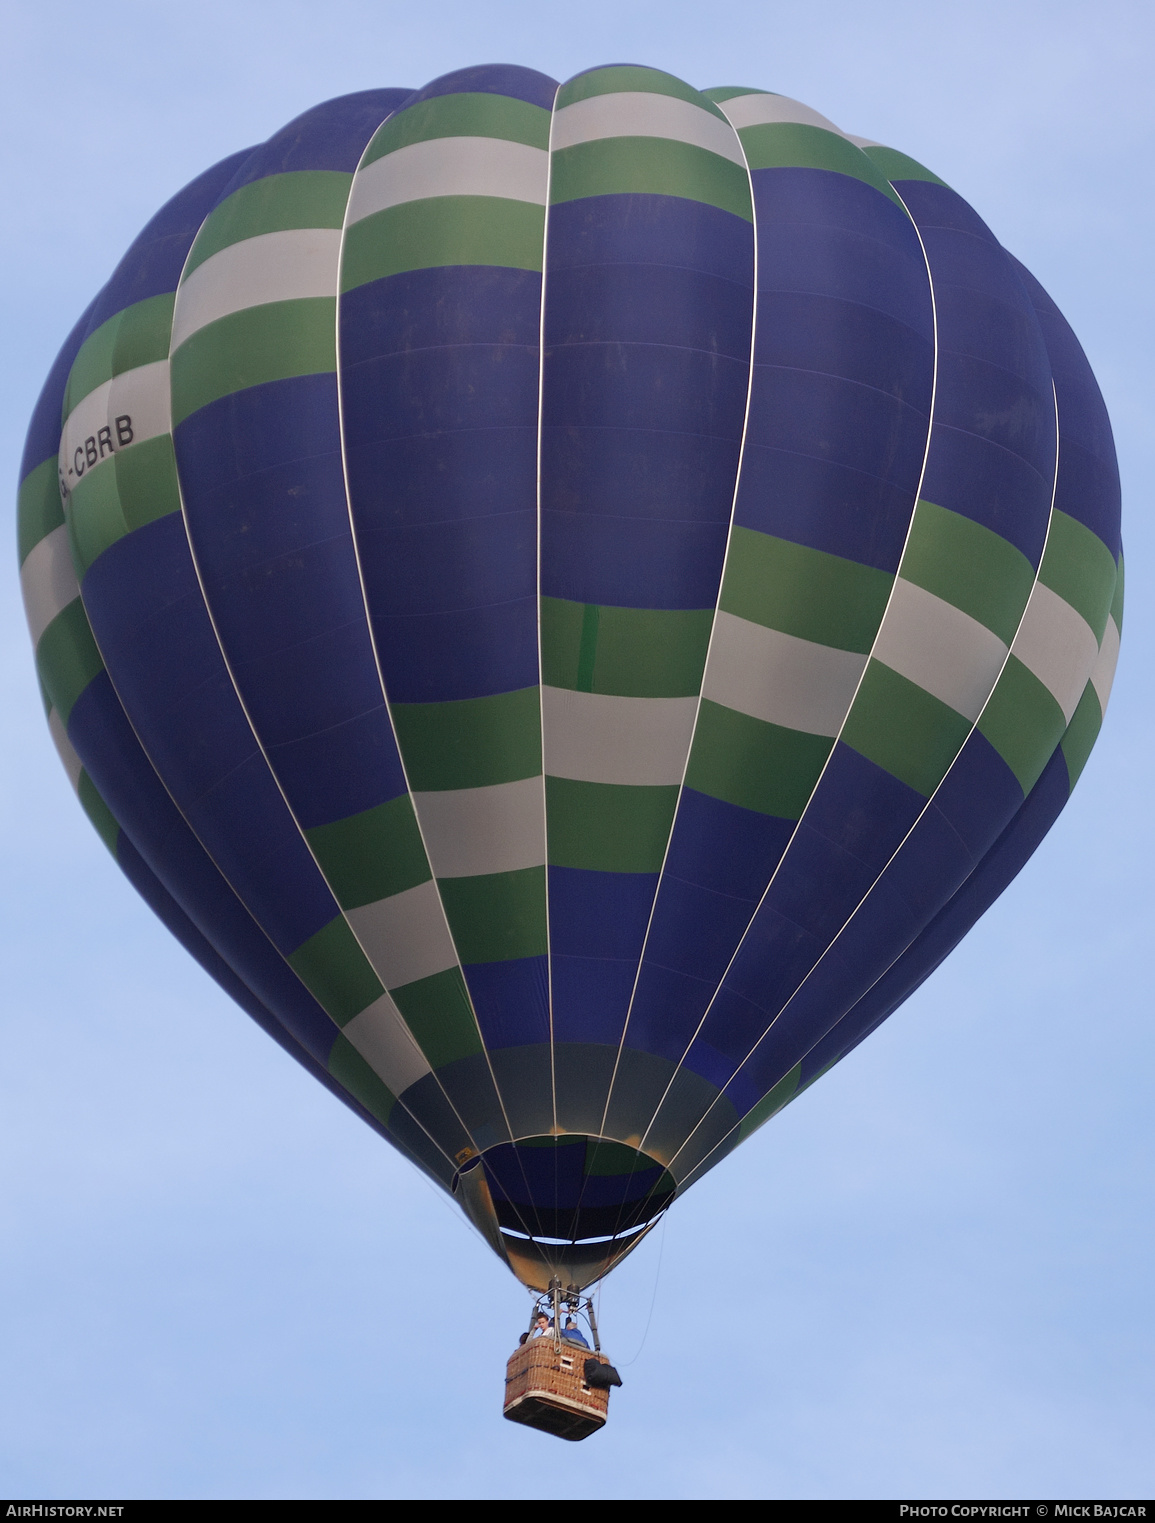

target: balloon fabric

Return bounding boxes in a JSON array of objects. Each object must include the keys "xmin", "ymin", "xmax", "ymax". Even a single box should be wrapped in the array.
[{"xmin": 17, "ymin": 65, "xmax": 1123, "ymax": 1292}]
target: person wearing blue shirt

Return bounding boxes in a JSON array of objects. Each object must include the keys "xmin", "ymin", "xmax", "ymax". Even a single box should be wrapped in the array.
[{"xmin": 562, "ymin": 1316, "xmax": 590, "ymax": 1348}]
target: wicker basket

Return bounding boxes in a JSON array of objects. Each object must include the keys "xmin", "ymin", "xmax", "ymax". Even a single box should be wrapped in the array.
[{"xmin": 503, "ymin": 1336, "xmax": 613, "ymax": 1441}]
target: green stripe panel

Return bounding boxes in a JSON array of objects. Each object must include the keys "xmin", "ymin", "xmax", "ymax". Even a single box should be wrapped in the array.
[
  {"xmin": 703, "ymin": 86, "xmax": 770, "ymax": 105},
  {"xmin": 18, "ymin": 457, "xmax": 64, "ymax": 565},
  {"xmin": 1037, "ymin": 510, "xmax": 1118, "ymax": 642},
  {"xmin": 63, "ymin": 293, "xmax": 174, "ymax": 418},
  {"xmin": 860, "ymin": 144, "xmax": 951, "ymax": 188},
  {"xmin": 169, "ymin": 298, "xmax": 336, "ymax": 424},
  {"xmin": 736, "ymin": 1062, "xmax": 802, "ymax": 1141},
  {"xmin": 362, "ymin": 92, "xmax": 552, "ymax": 165},
  {"xmin": 541, "ymin": 598, "xmax": 713, "ymax": 695},
  {"xmin": 79, "ymin": 770, "xmax": 121, "ymax": 854},
  {"xmin": 1111, "ymin": 554, "xmax": 1125, "ymax": 632},
  {"xmin": 977, "ymin": 655, "xmax": 1067, "ymax": 795},
  {"xmin": 738, "ymin": 123, "xmax": 904, "ymax": 207},
  {"xmin": 549, "ymin": 138, "xmax": 752, "ymax": 220},
  {"xmin": 557, "ymin": 66, "xmax": 729, "ymax": 118},
  {"xmin": 36, "ymin": 600, "xmax": 104, "ymax": 724},
  {"xmin": 898, "ymin": 500, "xmax": 1035, "ymax": 644},
  {"xmin": 327, "ymin": 1033, "xmax": 398, "ymax": 1127},
  {"xmin": 438, "ymin": 867, "xmax": 548, "ymax": 962},
  {"xmin": 287, "ymin": 915, "xmax": 386, "ymax": 1027},
  {"xmin": 391, "ymin": 687, "xmax": 541, "ymax": 790},
  {"xmin": 305, "ymin": 793, "xmax": 431, "ymax": 910},
  {"xmin": 183, "ymin": 171, "xmax": 353, "ymax": 277},
  {"xmin": 340, "ymin": 197, "xmax": 545, "ymax": 290},
  {"xmin": 685, "ymin": 701, "xmax": 832, "ymax": 818},
  {"xmin": 546, "ymin": 777, "xmax": 678, "ymax": 873},
  {"xmin": 719, "ymin": 526, "xmax": 893, "ymax": 650},
  {"xmin": 1060, "ymin": 681, "xmax": 1103, "ymax": 790},
  {"xmin": 841, "ymin": 660, "xmax": 973, "ymax": 798},
  {"xmin": 65, "ymin": 436, "xmax": 182, "ymax": 577},
  {"xmin": 391, "ymin": 967, "xmax": 483, "ymax": 1067}
]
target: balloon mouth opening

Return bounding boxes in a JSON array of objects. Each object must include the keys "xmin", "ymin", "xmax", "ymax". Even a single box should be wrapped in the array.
[{"xmin": 462, "ymin": 1133, "xmax": 675, "ymax": 1245}]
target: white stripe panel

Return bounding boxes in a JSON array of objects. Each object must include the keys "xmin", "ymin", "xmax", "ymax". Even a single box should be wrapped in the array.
[
  {"xmin": 1012, "ymin": 582, "xmax": 1100, "ymax": 724},
  {"xmin": 1090, "ymin": 614, "xmax": 1121, "ymax": 716},
  {"xmin": 47, "ymin": 706, "xmax": 83, "ymax": 792},
  {"xmin": 345, "ymin": 880, "xmax": 459, "ymax": 990},
  {"xmin": 717, "ymin": 92, "xmax": 846, "ymax": 136},
  {"xmin": 542, "ymin": 687, "xmax": 697, "ymax": 786},
  {"xmin": 550, "ymin": 92, "xmax": 745, "ymax": 165},
  {"xmin": 21, "ymin": 525, "xmax": 80, "ymax": 647},
  {"xmin": 170, "ymin": 228, "xmax": 341, "ymax": 351},
  {"xmin": 872, "ymin": 578, "xmax": 1008, "ymax": 722},
  {"xmin": 347, "ymin": 137, "xmax": 548, "ymax": 226},
  {"xmin": 702, "ymin": 610, "xmax": 866, "ymax": 736},
  {"xmin": 59, "ymin": 360, "xmax": 171, "ymax": 491},
  {"xmin": 414, "ymin": 777, "xmax": 546, "ymax": 879},
  {"xmin": 342, "ymin": 992, "xmax": 433, "ymax": 1095}
]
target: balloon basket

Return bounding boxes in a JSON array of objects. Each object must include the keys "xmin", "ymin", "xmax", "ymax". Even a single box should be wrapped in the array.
[
  {"xmin": 503, "ymin": 1339, "xmax": 613, "ymax": 1441},
  {"xmin": 502, "ymin": 1281, "xmax": 622, "ymax": 1441}
]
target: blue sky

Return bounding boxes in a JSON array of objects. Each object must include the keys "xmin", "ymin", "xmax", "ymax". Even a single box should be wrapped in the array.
[{"xmin": 2, "ymin": 0, "xmax": 1152, "ymax": 1499}]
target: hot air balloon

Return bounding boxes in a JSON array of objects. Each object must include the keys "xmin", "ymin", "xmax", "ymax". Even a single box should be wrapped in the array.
[{"xmin": 18, "ymin": 63, "xmax": 1122, "ymax": 1439}]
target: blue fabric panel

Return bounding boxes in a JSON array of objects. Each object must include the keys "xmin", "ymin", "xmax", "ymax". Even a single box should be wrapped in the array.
[
  {"xmin": 80, "ymin": 515, "xmax": 336, "ymax": 952},
  {"xmin": 550, "ymin": 958, "xmax": 639, "ymax": 1046},
  {"xmin": 340, "ymin": 265, "xmax": 541, "ymax": 707},
  {"xmin": 359, "ymin": 508, "xmax": 536, "ymax": 618},
  {"xmin": 343, "ymin": 341, "xmax": 541, "ymax": 439},
  {"xmin": 687, "ymin": 749, "xmax": 923, "ymax": 1058},
  {"xmin": 732, "ymin": 167, "xmax": 933, "ymax": 570},
  {"xmin": 919, "ymin": 423, "xmax": 1051, "ymax": 566},
  {"xmin": 884, "ymin": 182, "xmax": 1055, "ymax": 565},
  {"xmin": 791, "ymin": 744, "xmax": 1072, "ymax": 1095},
  {"xmin": 90, "ymin": 152, "xmax": 251, "ymax": 327},
  {"xmin": 22, "ymin": 301, "xmax": 97, "ymax": 480},
  {"xmin": 741, "ymin": 367, "xmax": 931, "ymax": 509},
  {"xmin": 548, "ymin": 866, "xmax": 658, "ymax": 1045},
  {"xmin": 682, "ymin": 985, "xmax": 768, "ymax": 1090},
  {"xmin": 621, "ymin": 794, "xmax": 794, "ymax": 1060},
  {"xmin": 540, "ymin": 191, "xmax": 752, "ymax": 616},
  {"xmin": 174, "ymin": 378, "xmax": 407, "ymax": 826},
  {"xmin": 638, "ymin": 876, "xmax": 757, "ymax": 985},
  {"xmin": 1012, "ymin": 258, "xmax": 1122, "ymax": 557},
  {"xmin": 932, "ymin": 351, "xmax": 1055, "ymax": 478},
  {"xmin": 541, "ymin": 508, "xmax": 731, "ymax": 609},
  {"xmin": 405, "ymin": 64, "xmax": 557, "ymax": 110},
  {"xmin": 751, "ymin": 169, "xmax": 934, "ymax": 337},
  {"xmin": 927, "ymin": 729, "xmax": 1025, "ymax": 860},
  {"xmin": 541, "ymin": 424, "xmax": 744, "ymax": 523},
  {"xmin": 67, "ymin": 676, "xmax": 339, "ymax": 1065},
  {"xmin": 625, "ymin": 960, "xmax": 723, "ymax": 1065},
  {"xmin": 544, "ymin": 263, "xmax": 753, "ymax": 357},
  {"xmin": 345, "ymin": 428, "xmax": 537, "ymax": 533},
  {"xmin": 546, "ymin": 194, "xmax": 754, "ymax": 282},
  {"xmin": 464, "ymin": 957, "xmax": 551, "ymax": 1049},
  {"xmin": 754, "ymin": 291, "xmax": 933, "ymax": 406},
  {"xmin": 340, "ymin": 266, "xmax": 542, "ymax": 366},
  {"xmin": 175, "ymin": 371, "xmax": 342, "ymax": 499},
  {"xmin": 547, "ymin": 867, "xmax": 657, "ymax": 957},
  {"xmin": 542, "ymin": 341, "xmax": 749, "ymax": 438},
  {"xmin": 484, "ymin": 1137, "xmax": 584, "ymax": 1205},
  {"xmin": 663, "ymin": 789, "xmax": 795, "ymax": 900},
  {"xmin": 734, "ymin": 444, "xmax": 919, "ymax": 571},
  {"xmin": 222, "ymin": 90, "xmax": 411, "ymax": 190},
  {"xmin": 801, "ymin": 743, "xmax": 926, "ymax": 868},
  {"xmin": 367, "ymin": 600, "xmax": 537, "ymax": 704}
]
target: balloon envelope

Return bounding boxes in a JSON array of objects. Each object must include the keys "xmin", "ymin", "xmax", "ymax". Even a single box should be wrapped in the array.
[{"xmin": 18, "ymin": 65, "xmax": 1123, "ymax": 1290}]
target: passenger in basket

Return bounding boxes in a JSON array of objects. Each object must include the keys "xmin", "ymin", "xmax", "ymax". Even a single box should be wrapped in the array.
[{"xmin": 562, "ymin": 1316, "xmax": 590, "ymax": 1349}]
